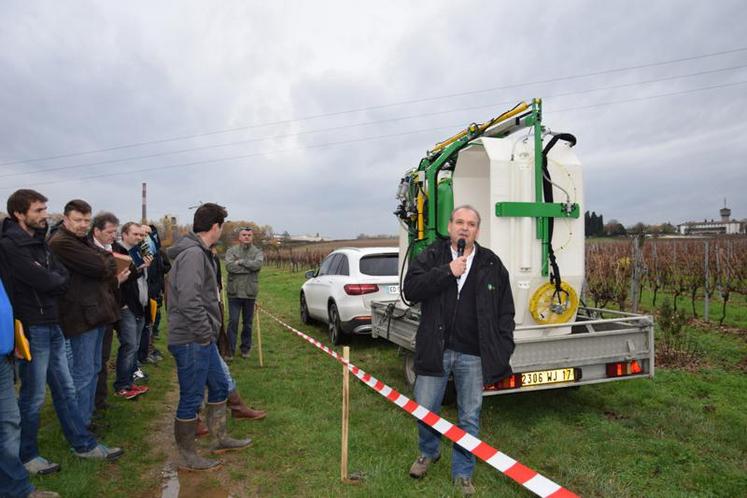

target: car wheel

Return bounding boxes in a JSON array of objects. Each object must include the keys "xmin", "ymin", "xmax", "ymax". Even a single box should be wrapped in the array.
[
  {"xmin": 300, "ymin": 293, "xmax": 311, "ymax": 324},
  {"xmin": 328, "ymin": 303, "xmax": 345, "ymax": 345}
]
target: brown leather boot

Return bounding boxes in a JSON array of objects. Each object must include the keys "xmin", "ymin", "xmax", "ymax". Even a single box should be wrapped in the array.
[
  {"xmin": 195, "ymin": 415, "xmax": 209, "ymax": 437},
  {"xmin": 227, "ymin": 390, "xmax": 266, "ymax": 420}
]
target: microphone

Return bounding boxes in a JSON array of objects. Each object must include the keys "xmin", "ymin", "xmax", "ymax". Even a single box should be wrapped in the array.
[{"xmin": 455, "ymin": 238, "xmax": 466, "ymax": 283}]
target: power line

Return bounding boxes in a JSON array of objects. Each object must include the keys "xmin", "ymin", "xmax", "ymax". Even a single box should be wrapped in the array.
[
  {"xmin": 2, "ymin": 46, "xmax": 746, "ymax": 167},
  {"xmin": 3, "ymin": 78, "xmax": 744, "ymax": 192},
  {"xmin": 4, "ymin": 63, "xmax": 746, "ymax": 180}
]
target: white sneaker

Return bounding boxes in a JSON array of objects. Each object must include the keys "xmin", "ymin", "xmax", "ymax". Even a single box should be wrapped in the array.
[
  {"xmin": 23, "ymin": 456, "xmax": 61, "ymax": 475},
  {"xmin": 74, "ymin": 443, "xmax": 124, "ymax": 461}
]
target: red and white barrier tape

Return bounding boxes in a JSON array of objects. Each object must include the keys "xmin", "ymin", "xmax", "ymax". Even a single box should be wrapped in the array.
[{"xmin": 257, "ymin": 305, "xmax": 578, "ymax": 498}]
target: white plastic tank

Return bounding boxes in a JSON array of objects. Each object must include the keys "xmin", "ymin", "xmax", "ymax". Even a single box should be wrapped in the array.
[{"xmin": 452, "ymin": 135, "xmax": 585, "ymax": 337}]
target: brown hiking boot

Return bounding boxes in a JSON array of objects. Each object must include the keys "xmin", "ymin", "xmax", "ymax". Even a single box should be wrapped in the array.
[
  {"xmin": 205, "ymin": 401, "xmax": 253, "ymax": 454},
  {"xmin": 195, "ymin": 416, "xmax": 209, "ymax": 437},
  {"xmin": 228, "ymin": 390, "xmax": 266, "ymax": 420},
  {"xmin": 454, "ymin": 476, "xmax": 476, "ymax": 496},
  {"xmin": 408, "ymin": 454, "xmax": 440, "ymax": 479},
  {"xmin": 174, "ymin": 418, "xmax": 222, "ymax": 471}
]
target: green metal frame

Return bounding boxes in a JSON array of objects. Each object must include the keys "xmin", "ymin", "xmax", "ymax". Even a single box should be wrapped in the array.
[
  {"xmin": 408, "ymin": 98, "xmax": 578, "ymax": 277},
  {"xmin": 494, "ymin": 202, "xmax": 580, "ymax": 219}
]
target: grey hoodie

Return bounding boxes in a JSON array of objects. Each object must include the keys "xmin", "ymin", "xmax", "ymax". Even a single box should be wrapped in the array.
[{"xmin": 166, "ymin": 232, "xmax": 221, "ymax": 346}]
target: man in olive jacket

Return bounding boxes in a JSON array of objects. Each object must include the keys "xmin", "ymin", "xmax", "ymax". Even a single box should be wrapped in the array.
[
  {"xmin": 48, "ymin": 199, "xmax": 122, "ymax": 431},
  {"xmin": 224, "ymin": 227, "xmax": 263, "ymax": 358},
  {"xmin": 403, "ymin": 205, "xmax": 515, "ymax": 496}
]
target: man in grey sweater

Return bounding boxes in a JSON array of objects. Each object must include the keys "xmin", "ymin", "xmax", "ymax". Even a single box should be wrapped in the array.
[{"xmin": 167, "ymin": 203, "xmax": 251, "ymax": 471}]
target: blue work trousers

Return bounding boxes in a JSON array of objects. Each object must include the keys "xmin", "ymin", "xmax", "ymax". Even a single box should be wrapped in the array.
[
  {"xmin": 169, "ymin": 341, "xmax": 228, "ymax": 420},
  {"xmin": 227, "ymin": 298, "xmax": 255, "ymax": 356},
  {"xmin": 18, "ymin": 324, "xmax": 96, "ymax": 462},
  {"xmin": 68, "ymin": 326, "xmax": 105, "ymax": 427},
  {"xmin": 0, "ymin": 357, "xmax": 33, "ymax": 498},
  {"xmin": 114, "ymin": 308, "xmax": 144, "ymax": 391},
  {"xmin": 414, "ymin": 349, "xmax": 484, "ymax": 480}
]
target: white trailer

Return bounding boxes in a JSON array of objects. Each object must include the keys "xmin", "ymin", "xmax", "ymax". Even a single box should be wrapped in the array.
[{"xmin": 372, "ymin": 99, "xmax": 654, "ymax": 395}]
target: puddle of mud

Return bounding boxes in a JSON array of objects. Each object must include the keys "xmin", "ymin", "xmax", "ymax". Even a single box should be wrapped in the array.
[{"xmin": 160, "ymin": 465, "xmax": 232, "ymax": 498}]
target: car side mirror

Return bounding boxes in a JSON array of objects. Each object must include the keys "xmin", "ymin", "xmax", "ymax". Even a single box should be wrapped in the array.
[{"xmin": 304, "ymin": 269, "xmax": 316, "ymax": 280}]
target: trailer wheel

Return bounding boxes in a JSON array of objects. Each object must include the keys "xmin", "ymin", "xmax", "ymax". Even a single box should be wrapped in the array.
[{"xmin": 403, "ymin": 352, "xmax": 456, "ymax": 406}]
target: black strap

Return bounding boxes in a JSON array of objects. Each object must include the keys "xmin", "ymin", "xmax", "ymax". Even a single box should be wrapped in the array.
[{"xmin": 541, "ymin": 133, "xmax": 576, "ymax": 301}]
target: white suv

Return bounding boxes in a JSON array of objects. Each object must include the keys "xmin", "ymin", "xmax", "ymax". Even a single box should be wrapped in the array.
[{"xmin": 300, "ymin": 247, "xmax": 399, "ymax": 344}]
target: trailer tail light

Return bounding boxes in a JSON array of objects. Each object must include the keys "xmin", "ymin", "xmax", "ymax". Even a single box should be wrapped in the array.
[
  {"xmin": 344, "ymin": 284, "xmax": 379, "ymax": 295},
  {"xmin": 484, "ymin": 374, "xmax": 522, "ymax": 391},
  {"xmin": 606, "ymin": 360, "xmax": 643, "ymax": 378}
]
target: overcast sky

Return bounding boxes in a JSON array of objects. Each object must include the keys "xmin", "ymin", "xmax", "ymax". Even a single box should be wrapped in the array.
[{"xmin": 1, "ymin": 1, "xmax": 745, "ymax": 238}]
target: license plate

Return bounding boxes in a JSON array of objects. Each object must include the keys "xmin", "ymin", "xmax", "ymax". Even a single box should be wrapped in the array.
[
  {"xmin": 521, "ymin": 368, "xmax": 575, "ymax": 387},
  {"xmin": 387, "ymin": 285, "xmax": 399, "ymax": 295}
]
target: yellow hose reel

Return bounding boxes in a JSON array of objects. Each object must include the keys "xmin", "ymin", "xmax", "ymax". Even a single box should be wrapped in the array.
[{"xmin": 528, "ymin": 281, "xmax": 579, "ymax": 325}]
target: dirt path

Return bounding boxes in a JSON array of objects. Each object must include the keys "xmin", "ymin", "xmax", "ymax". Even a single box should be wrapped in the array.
[{"xmin": 137, "ymin": 369, "xmax": 264, "ymax": 498}]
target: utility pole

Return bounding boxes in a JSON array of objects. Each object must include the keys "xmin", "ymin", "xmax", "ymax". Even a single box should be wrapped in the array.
[{"xmin": 141, "ymin": 182, "xmax": 147, "ymax": 224}]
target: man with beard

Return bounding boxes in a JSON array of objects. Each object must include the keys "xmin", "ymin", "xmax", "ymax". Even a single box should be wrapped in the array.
[
  {"xmin": 0, "ymin": 246, "xmax": 60, "ymax": 498},
  {"xmin": 0, "ymin": 191, "xmax": 123, "ymax": 473}
]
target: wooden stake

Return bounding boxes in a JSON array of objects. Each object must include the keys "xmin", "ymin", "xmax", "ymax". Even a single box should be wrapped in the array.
[
  {"xmin": 341, "ymin": 346, "xmax": 350, "ymax": 482},
  {"xmin": 255, "ymin": 302, "xmax": 264, "ymax": 367}
]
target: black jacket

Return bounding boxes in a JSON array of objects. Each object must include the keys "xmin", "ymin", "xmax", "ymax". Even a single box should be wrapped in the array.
[
  {"xmin": 147, "ymin": 247, "xmax": 171, "ymax": 299},
  {"xmin": 0, "ymin": 218, "xmax": 69, "ymax": 326},
  {"xmin": 112, "ymin": 241, "xmax": 146, "ymax": 317},
  {"xmin": 49, "ymin": 226, "xmax": 120, "ymax": 337},
  {"xmin": 403, "ymin": 240, "xmax": 516, "ymax": 385},
  {"xmin": 0, "ymin": 244, "xmax": 11, "ymax": 296}
]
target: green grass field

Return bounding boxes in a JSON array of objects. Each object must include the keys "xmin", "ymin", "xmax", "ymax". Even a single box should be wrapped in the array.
[{"xmin": 26, "ymin": 266, "xmax": 747, "ymax": 497}]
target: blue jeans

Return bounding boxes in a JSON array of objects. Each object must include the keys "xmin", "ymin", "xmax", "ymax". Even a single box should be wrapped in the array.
[
  {"xmin": 18, "ymin": 324, "xmax": 97, "ymax": 462},
  {"xmin": 0, "ymin": 358, "xmax": 33, "ymax": 498},
  {"xmin": 169, "ymin": 341, "xmax": 228, "ymax": 420},
  {"xmin": 414, "ymin": 349, "xmax": 483, "ymax": 479},
  {"xmin": 219, "ymin": 355, "xmax": 236, "ymax": 393},
  {"xmin": 68, "ymin": 326, "xmax": 105, "ymax": 427},
  {"xmin": 227, "ymin": 298, "xmax": 255, "ymax": 355},
  {"xmin": 138, "ymin": 322, "xmax": 151, "ymax": 363},
  {"xmin": 114, "ymin": 309, "xmax": 144, "ymax": 391}
]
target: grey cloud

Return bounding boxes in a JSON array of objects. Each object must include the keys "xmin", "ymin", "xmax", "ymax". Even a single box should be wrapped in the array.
[{"xmin": 1, "ymin": 0, "xmax": 746, "ymax": 237}]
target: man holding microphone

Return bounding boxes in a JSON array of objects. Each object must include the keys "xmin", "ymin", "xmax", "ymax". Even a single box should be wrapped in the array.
[{"xmin": 403, "ymin": 205, "xmax": 515, "ymax": 496}]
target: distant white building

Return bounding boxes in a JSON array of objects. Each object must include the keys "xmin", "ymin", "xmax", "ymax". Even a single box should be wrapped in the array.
[
  {"xmin": 290, "ymin": 234, "xmax": 326, "ymax": 242},
  {"xmin": 272, "ymin": 233, "xmax": 327, "ymax": 242},
  {"xmin": 677, "ymin": 202, "xmax": 745, "ymax": 235}
]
